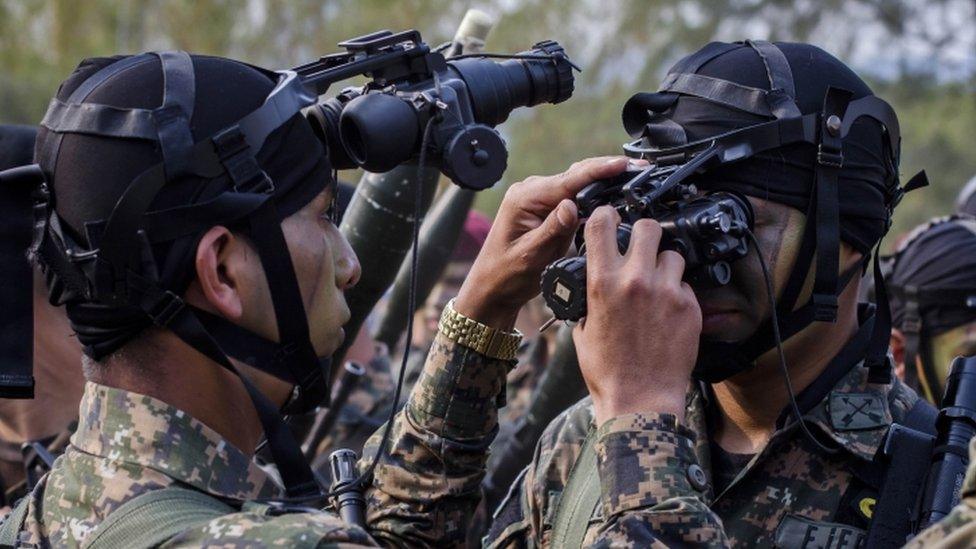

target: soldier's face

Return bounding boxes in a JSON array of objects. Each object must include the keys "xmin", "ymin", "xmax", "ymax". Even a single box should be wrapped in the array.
[
  {"xmin": 280, "ymin": 185, "xmax": 361, "ymax": 357},
  {"xmin": 693, "ymin": 196, "xmax": 863, "ymax": 343},
  {"xmin": 242, "ymin": 184, "xmax": 361, "ymax": 358}
]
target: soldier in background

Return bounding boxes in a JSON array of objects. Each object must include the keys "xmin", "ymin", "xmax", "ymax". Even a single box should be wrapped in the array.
[
  {"xmin": 0, "ymin": 125, "xmax": 84, "ymax": 509},
  {"xmin": 888, "ymin": 216, "xmax": 976, "ymax": 404}
]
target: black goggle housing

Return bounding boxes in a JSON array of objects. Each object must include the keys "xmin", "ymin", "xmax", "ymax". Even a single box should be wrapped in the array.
[
  {"xmin": 302, "ymin": 29, "xmax": 576, "ymax": 190},
  {"xmin": 0, "ymin": 29, "xmax": 577, "ymax": 499},
  {"xmin": 541, "ymin": 161, "xmax": 754, "ymax": 321}
]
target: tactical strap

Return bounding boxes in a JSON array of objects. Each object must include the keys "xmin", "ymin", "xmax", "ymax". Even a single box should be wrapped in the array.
[
  {"xmin": 811, "ymin": 87, "xmax": 853, "ymax": 323},
  {"xmin": 550, "ymin": 428, "xmax": 600, "ymax": 549},
  {"xmin": 80, "ymin": 486, "xmax": 234, "ymax": 549},
  {"xmin": 0, "ymin": 494, "xmax": 30, "ymax": 548},
  {"xmin": 864, "ymin": 398, "xmax": 937, "ymax": 549},
  {"xmin": 745, "ymin": 40, "xmax": 801, "ymax": 119},
  {"xmin": 659, "ymin": 73, "xmax": 774, "ymax": 118}
]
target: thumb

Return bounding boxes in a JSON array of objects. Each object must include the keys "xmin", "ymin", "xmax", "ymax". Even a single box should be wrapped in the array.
[{"xmin": 532, "ymin": 199, "xmax": 578, "ymax": 250}]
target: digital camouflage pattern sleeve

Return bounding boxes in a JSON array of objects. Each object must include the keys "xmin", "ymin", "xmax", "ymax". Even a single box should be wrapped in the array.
[
  {"xmin": 484, "ymin": 396, "xmax": 728, "ymax": 547},
  {"xmin": 13, "ymin": 331, "xmax": 513, "ymax": 548},
  {"xmin": 362, "ymin": 331, "xmax": 515, "ymax": 547},
  {"xmin": 905, "ymin": 437, "xmax": 976, "ymax": 549}
]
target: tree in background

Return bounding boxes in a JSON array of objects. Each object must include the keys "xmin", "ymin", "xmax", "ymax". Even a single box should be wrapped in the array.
[{"xmin": 1, "ymin": 0, "xmax": 972, "ymax": 241}]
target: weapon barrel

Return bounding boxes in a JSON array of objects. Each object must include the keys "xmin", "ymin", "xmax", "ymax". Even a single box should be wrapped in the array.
[
  {"xmin": 373, "ymin": 185, "xmax": 476, "ymax": 349},
  {"xmin": 303, "ymin": 361, "xmax": 367, "ymax": 459},
  {"xmin": 918, "ymin": 355, "xmax": 976, "ymax": 529},
  {"xmin": 329, "ymin": 448, "xmax": 366, "ymax": 527},
  {"xmin": 331, "ymin": 166, "xmax": 441, "ymax": 368}
]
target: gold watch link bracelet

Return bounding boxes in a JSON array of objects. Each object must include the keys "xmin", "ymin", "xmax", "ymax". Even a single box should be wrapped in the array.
[{"xmin": 438, "ymin": 298, "xmax": 523, "ymax": 361}]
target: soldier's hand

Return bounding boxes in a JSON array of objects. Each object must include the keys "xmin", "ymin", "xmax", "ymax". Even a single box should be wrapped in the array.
[
  {"xmin": 456, "ymin": 157, "xmax": 634, "ymax": 329},
  {"xmin": 572, "ymin": 208, "xmax": 701, "ymax": 425}
]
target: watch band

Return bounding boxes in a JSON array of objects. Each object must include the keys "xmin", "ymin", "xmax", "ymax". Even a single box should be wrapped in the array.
[{"xmin": 438, "ymin": 298, "xmax": 523, "ymax": 361}]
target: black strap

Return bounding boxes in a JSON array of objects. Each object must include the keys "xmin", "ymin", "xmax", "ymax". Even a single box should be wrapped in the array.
[
  {"xmin": 659, "ymin": 73, "xmax": 774, "ymax": 117},
  {"xmin": 40, "ymin": 100, "xmax": 161, "ymax": 140},
  {"xmin": 659, "ymin": 41, "xmax": 801, "ymax": 120},
  {"xmin": 245, "ymin": 200, "xmax": 330, "ymax": 411},
  {"xmin": 140, "ymin": 288, "xmax": 320, "ymax": 498},
  {"xmin": 866, "ymin": 242, "xmax": 895, "ymax": 383},
  {"xmin": 744, "ymin": 40, "xmax": 802, "ymax": 119},
  {"xmin": 152, "ymin": 51, "xmax": 196, "ymax": 181},
  {"xmin": 37, "ymin": 54, "xmax": 155, "ymax": 179},
  {"xmin": 864, "ymin": 399, "xmax": 937, "ymax": 549},
  {"xmin": 193, "ymin": 307, "xmax": 300, "ymax": 384},
  {"xmin": 811, "ymin": 87, "xmax": 853, "ymax": 322}
]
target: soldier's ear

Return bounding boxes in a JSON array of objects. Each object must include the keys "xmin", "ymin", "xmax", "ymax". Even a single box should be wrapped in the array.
[
  {"xmin": 890, "ymin": 328, "xmax": 906, "ymax": 379},
  {"xmin": 188, "ymin": 226, "xmax": 247, "ymax": 322}
]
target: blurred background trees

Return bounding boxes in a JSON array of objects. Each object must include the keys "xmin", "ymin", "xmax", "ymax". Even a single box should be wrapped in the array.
[{"xmin": 1, "ymin": 0, "xmax": 972, "ymax": 243}]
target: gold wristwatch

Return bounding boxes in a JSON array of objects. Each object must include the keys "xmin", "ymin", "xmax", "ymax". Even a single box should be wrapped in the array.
[{"xmin": 438, "ymin": 298, "xmax": 523, "ymax": 361}]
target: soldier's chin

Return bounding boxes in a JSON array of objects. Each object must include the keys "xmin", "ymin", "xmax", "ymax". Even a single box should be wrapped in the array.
[
  {"xmin": 313, "ymin": 326, "xmax": 345, "ymax": 358},
  {"xmin": 701, "ymin": 311, "xmax": 746, "ymax": 339}
]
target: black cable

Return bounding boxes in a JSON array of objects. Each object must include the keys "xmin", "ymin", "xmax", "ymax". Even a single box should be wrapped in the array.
[{"xmin": 744, "ymin": 228, "xmax": 839, "ymax": 455}]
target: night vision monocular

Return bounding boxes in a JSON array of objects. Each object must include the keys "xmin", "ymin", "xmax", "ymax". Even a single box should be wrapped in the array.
[
  {"xmin": 541, "ymin": 160, "xmax": 754, "ymax": 322},
  {"xmin": 300, "ymin": 29, "xmax": 576, "ymax": 190}
]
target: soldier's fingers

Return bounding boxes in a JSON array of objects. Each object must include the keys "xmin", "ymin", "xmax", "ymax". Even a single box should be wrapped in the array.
[
  {"xmin": 583, "ymin": 206, "xmax": 622, "ymax": 271},
  {"xmin": 626, "ymin": 218, "xmax": 663, "ymax": 270},
  {"xmin": 656, "ymin": 250, "xmax": 686, "ymax": 286},
  {"xmin": 528, "ymin": 199, "xmax": 579, "ymax": 251},
  {"xmin": 527, "ymin": 157, "xmax": 631, "ymax": 207}
]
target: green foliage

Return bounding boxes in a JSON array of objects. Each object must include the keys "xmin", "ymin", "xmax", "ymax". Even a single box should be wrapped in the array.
[{"xmin": 1, "ymin": 0, "xmax": 972, "ymax": 244}]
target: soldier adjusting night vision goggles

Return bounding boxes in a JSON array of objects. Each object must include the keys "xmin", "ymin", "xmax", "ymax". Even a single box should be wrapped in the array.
[
  {"xmin": 542, "ymin": 164, "xmax": 754, "ymax": 321},
  {"xmin": 2, "ymin": 28, "xmax": 576, "ymax": 500}
]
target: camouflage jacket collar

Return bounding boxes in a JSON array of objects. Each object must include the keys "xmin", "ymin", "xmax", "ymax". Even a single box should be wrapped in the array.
[
  {"xmin": 72, "ymin": 382, "xmax": 277, "ymax": 501},
  {"xmin": 690, "ymin": 311, "xmax": 910, "ymax": 498}
]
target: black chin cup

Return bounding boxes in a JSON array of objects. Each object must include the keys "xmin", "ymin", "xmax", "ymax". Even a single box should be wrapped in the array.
[{"xmin": 694, "ymin": 341, "xmax": 756, "ymax": 383}]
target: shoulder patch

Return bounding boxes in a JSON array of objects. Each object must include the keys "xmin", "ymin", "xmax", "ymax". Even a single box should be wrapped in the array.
[{"xmin": 829, "ymin": 392, "xmax": 887, "ymax": 431}]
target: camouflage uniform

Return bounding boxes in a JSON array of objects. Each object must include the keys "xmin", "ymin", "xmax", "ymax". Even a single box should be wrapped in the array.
[
  {"xmin": 485, "ymin": 357, "xmax": 921, "ymax": 547},
  {"xmin": 311, "ymin": 349, "xmax": 396, "ymax": 481},
  {"xmin": 16, "ymin": 332, "xmax": 512, "ymax": 547},
  {"xmin": 493, "ymin": 338, "xmax": 549, "ymax": 455},
  {"xmin": 906, "ymin": 437, "xmax": 976, "ymax": 548}
]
